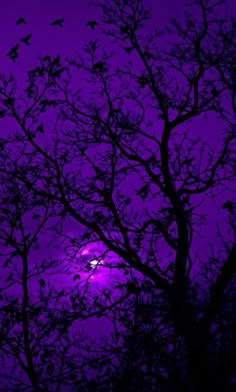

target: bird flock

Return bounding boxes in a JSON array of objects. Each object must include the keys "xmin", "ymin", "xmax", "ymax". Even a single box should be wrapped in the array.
[{"xmin": 6, "ymin": 17, "xmax": 99, "ymax": 62}]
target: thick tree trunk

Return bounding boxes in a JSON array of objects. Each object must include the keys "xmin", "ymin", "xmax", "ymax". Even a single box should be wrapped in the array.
[
  {"xmin": 172, "ymin": 302, "xmax": 211, "ymax": 392},
  {"xmin": 185, "ymin": 332, "xmax": 210, "ymax": 392},
  {"xmin": 22, "ymin": 252, "xmax": 42, "ymax": 392}
]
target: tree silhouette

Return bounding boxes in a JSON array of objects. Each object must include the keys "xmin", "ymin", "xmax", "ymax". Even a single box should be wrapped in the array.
[
  {"xmin": 0, "ymin": 0, "xmax": 236, "ymax": 390},
  {"xmin": 0, "ymin": 175, "xmax": 87, "ymax": 391}
]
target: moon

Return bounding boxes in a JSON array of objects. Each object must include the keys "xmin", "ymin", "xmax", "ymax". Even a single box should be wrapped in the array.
[{"xmin": 89, "ymin": 258, "xmax": 103, "ymax": 269}]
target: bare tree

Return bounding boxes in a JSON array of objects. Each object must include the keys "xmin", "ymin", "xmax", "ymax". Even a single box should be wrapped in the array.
[
  {"xmin": 0, "ymin": 172, "xmax": 93, "ymax": 391},
  {"xmin": 0, "ymin": 0, "xmax": 236, "ymax": 390}
]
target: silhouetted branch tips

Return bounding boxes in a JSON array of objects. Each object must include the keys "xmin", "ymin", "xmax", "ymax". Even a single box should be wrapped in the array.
[{"xmin": 0, "ymin": 0, "xmax": 236, "ymax": 389}]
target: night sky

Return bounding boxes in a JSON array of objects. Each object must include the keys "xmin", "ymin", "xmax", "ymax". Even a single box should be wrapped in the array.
[
  {"xmin": 0, "ymin": 0, "xmax": 233, "ymax": 267},
  {"xmin": 0, "ymin": 0, "xmax": 236, "ymax": 391}
]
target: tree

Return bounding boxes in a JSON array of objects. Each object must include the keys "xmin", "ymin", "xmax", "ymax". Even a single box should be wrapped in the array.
[
  {"xmin": 0, "ymin": 175, "xmax": 85, "ymax": 391},
  {"xmin": 0, "ymin": 0, "xmax": 236, "ymax": 390}
]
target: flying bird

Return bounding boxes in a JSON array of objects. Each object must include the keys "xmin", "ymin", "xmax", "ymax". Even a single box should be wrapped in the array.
[
  {"xmin": 7, "ymin": 51, "xmax": 18, "ymax": 62},
  {"xmin": 16, "ymin": 17, "xmax": 26, "ymax": 25},
  {"xmin": 50, "ymin": 18, "xmax": 64, "ymax": 27},
  {"xmin": 86, "ymin": 20, "xmax": 98, "ymax": 30},
  {"xmin": 6, "ymin": 44, "xmax": 19, "ymax": 61},
  {"xmin": 20, "ymin": 33, "xmax": 32, "ymax": 46},
  {"xmin": 7, "ymin": 43, "xmax": 19, "ymax": 55}
]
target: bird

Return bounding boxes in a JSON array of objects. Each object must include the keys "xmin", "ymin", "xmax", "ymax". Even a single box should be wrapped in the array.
[
  {"xmin": 16, "ymin": 17, "xmax": 26, "ymax": 25},
  {"xmin": 7, "ymin": 51, "xmax": 18, "ymax": 62},
  {"xmin": 6, "ymin": 44, "xmax": 19, "ymax": 61},
  {"xmin": 86, "ymin": 20, "xmax": 98, "ymax": 30},
  {"xmin": 20, "ymin": 33, "xmax": 32, "ymax": 46},
  {"xmin": 7, "ymin": 43, "xmax": 19, "ymax": 55},
  {"xmin": 50, "ymin": 18, "xmax": 64, "ymax": 27}
]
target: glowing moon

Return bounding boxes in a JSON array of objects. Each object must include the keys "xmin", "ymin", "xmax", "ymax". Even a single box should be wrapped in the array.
[{"xmin": 89, "ymin": 259, "xmax": 102, "ymax": 268}]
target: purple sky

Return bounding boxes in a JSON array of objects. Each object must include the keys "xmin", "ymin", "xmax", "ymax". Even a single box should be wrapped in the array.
[
  {"xmin": 0, "ymin": 0, "xmax": 235, "ymax": 280},
  {"xmin": 0, "ymin": 0, "xmax": 233, "ymax": 76},
  {"xmin": 0, "ymin": 1, "xmax": 236, "ymax": 389}
]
